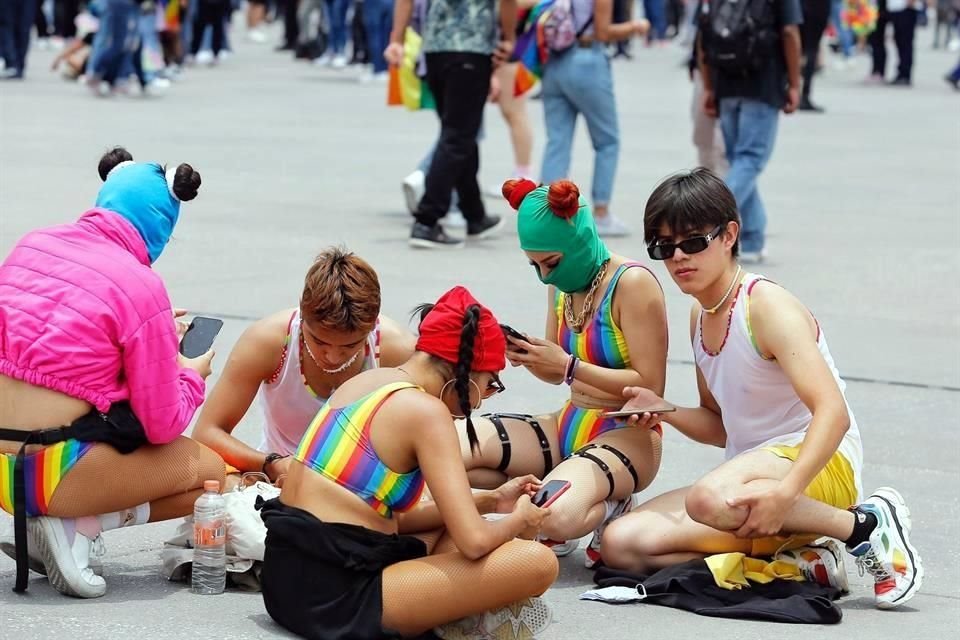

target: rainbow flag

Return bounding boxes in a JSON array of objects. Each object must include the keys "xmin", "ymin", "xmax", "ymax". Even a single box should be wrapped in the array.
[
  {"xmin": 512, "ymin": 0, "xmax": 557, "ymax": 96},
  {"xmin": 387, "ymin": 27, "xmax": 436, "ymax": 111}
]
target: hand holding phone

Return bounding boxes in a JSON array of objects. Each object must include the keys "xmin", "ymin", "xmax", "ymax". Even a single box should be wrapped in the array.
[
  {"xmin": 602, "ymin": 407, "xmax": 676, "ymax": 419},
  {"xmin": 500, "ymin": 324, "xmax": 529, "ymax": 355},
  {"xmin": 532, "ymin": 480, "xmax": 572, "ymax": 508},
  {"xmin": 179, "ymin": 316, "xmax": 224, "ymax": 358}
]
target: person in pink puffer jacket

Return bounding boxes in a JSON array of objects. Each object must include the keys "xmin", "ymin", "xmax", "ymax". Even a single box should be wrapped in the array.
[{"xmin": 0, "ymin": 147, "xmax": 225, "ymax": 598}]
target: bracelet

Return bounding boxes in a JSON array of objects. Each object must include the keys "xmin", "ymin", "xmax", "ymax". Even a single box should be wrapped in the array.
[
  {"xmin": 564, "ymin": 356, "xmax": 580, "ymax": 385},
  {"xmin": 262, "ymin": 452, "xmax": 285, "ymax": 476}
]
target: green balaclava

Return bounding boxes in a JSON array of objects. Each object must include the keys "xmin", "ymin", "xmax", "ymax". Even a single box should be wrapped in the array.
[{"xmin": 515, "ymin": 185, "xmax": 610, "ymax": 293}]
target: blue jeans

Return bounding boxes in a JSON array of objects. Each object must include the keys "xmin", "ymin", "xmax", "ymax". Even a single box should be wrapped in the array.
[
  {"xmin": 541, "ymin": 45, "xmax": 619, "ymax": 206},
  {"xmin": 719, "ymin": 97, "xmax": 779, "ymax": 254},
  {"xmin": 643, "ymin": 0, "xmax": 667, "ymax": 40},
  {"xmin": 0, "ymin": 0, "xmax": 36, "ymax": 75},
  {"xmin": 950, "ymin": 55, "xmax": 960, "ymax": 82},
  {"xmin": 363, "ymin": 0, "xmax": 392, "ymax": 73},
  {"xmin": 89, "ymin": 0, "xmax": 139, "ymax": 82},
  {"xmin": 325, "ymin": 0, "xmax": 349, "ymax": 54},
  {"xmin": 830, "ymin": 0, "xmax": 853, "ymax": 58}
]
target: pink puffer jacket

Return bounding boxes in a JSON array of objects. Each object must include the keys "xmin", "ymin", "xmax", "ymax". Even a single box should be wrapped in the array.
[{"xmin": 0, "ymin": 208, "xmax": 205, "ymax": 444}]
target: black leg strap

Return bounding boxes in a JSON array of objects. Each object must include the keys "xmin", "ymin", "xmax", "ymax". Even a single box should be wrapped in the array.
[
  {"xmin": 598, "ymin": 444, "xmax": 640, "ymax": 494},
  {"xmin": 572, "ymin": 444, "xmax": 615, "ymax": 499},
  {"xmin": 571, "ymin": 442, "xmax": 641, "ymax": 499},
  {"xmin": 484, "ymin": 415, "xmax": 512, "ymax": 473},
  {"xmin": 0, "ymin": 426, "xmax": 77, "ymax": 593},
  {"xmin": 484, "ymin": 413, "xmax": 554, "ymax": 476}
]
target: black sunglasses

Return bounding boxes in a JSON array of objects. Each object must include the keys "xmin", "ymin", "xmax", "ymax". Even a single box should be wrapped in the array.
[
  {"xmin": 484, "ymin": 375, "xmax": 506, "ymax": 398},
  {"xmin": 647, "ymin": 224, "xmax": 725, "ymax": 261}
]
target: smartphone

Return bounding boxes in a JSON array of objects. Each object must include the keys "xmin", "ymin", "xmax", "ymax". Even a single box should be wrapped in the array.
[
  {"xmin": 533, "ymin": 480, "xmax": 572, "ymax": 508},
  {"xmin": 179, "ymin": 316, "xmax": 223, "ymax": 358},
  {"xmin": 500, "ymin": 324, "xmax": 528, "ymax": 354},
  {"xmin": 602, "ymin": 407, "xmax": 677, "ymax": 419}
]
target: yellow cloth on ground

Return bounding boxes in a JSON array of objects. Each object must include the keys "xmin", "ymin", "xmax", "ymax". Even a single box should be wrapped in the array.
[{"xmin": 705, "ymin": 552, "xmax": 805, "ymax": 590}]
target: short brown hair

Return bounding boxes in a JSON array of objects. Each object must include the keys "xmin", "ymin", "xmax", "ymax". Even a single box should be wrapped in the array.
[
  {"xmin": 644, "ymin": 168, "xmax": 740, "ymax": 256},
  {"xmin": 300, "ymin": 247, "xmax": 381, "ymax": 333}
]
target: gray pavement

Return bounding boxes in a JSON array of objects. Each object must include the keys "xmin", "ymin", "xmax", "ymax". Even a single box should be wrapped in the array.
[{"xmin": 1, "ymin": 25, "xmax": 959, "ymax": 640}]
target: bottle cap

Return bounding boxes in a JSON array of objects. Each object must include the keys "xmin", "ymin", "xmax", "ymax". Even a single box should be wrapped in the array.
[{"xmin": 203, "ymin": 480, "xmax": 220, "ymax": 493}]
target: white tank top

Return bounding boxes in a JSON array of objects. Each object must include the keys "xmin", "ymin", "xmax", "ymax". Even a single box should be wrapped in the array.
[
  {"xmin": 258, "ymin": 310, "xmax": 381, "ymax": 455},
  {"xmin": 693, "ymin": 274, "xmax": 863, "ymax": 498}
]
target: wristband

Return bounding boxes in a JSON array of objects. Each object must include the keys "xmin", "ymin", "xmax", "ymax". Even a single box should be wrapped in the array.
[
  {"xmin": 564, "ymin": 356, "xmax": 580, "ymax": 385},
  {"xmin": 262, "ymin": 452, "xmax": 285, "ymax": 476}
]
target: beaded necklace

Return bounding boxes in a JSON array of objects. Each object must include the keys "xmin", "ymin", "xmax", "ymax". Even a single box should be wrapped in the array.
[{"xmin": 699, "ymin": 282, "xmax": 744, "ymax": 357}]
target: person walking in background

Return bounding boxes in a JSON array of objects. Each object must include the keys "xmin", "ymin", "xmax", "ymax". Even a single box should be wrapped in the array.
[
  {"xmin": 314, "ymin": 0, "xmax": 351, "ymax": 67},
  {"xmin": 0, "ymin": 0, "xmax": 36, "ymax": 79},
  {"xmin": 387, "ymin": 0, "xmax": 517, "ymax": 249},
  {"xmin": 868, "ymin": 0, "xmax": 918, "ymax": 86},
  {"xmin": 539, "ymin": 0, "xmax": 650, "ymax": 237},
  {"xmin": 800, "ymin": 0, "xmax": 831, "ymax": 111},
  {"xmin": 362, "ymin": 0, "xmax": 392, "ymax": 81},
  {"xmin": 698, "ymin": 0, "xmax": 802, "ymax": 262}
]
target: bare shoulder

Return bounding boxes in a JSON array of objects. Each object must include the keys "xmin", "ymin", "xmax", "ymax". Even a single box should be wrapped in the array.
[
  {"xmin": 378, "ymin": 385, "xmax": 454, "ymax": 441},
  {"xmin": 747, "ymin": 280, "xmax": 817, "ymax": 346},
  {"xmin": 747, "ymin": 280, "xmax": 808, "ymax": 323},
  {"xmin": 228, "ymin": 308, "xmax": 296, "ymax": 377},
  {"xmin": 378, "ymin": 314, "xmax": 417, "ymax": 367}
]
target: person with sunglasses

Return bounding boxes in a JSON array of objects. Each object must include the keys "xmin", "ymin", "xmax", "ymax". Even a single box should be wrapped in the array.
[
  {"xmin": 452, "ymin": 178, "xmax": 668, "ymax": 570},
  {"xmin": 259, "ymin": 286, "xmax": 557, "ymax": 640},
  {"xmin": 193, "ymin": 247, "xmax": 417, "ymax": 485},
  {"xmin": 599, "ymin": 168, "xmax": 923, "ymax": 610}
]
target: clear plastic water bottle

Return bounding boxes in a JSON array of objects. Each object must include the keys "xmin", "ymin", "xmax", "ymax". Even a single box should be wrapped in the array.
[{"xmin": 191, "ymin": 480, "xmax": 226, "ymax": 595}]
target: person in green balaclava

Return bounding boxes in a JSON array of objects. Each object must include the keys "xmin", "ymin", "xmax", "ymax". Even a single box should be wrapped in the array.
[
  {"xmin": 511, "ymin": 180, "xmax": 611, "ymax": 293},
  {"xmin": 454, "ymin": 177, "xmax": 667, "ymax": 572}
]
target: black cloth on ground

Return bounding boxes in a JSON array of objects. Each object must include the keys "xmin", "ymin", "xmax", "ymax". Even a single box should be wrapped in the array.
[
  {"xmin": 258, "ymin": 497, "xmax": 438, "ymax": 640},
  {"xmin": 0, "ymin": 401, "xmax": 148, "ymax": 593},
  {"xmin": 593, "ymin": 559, "xmax": 843, "ymax": 624}
]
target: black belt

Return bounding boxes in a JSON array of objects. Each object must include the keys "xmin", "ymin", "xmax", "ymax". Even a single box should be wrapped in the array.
[{"xmin": 0, "ymin": 426, "xmax": 78, "ymax": 593}]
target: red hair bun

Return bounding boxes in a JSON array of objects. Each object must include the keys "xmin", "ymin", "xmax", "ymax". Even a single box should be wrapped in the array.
[
  {"xmin": 502, "ymin": 178, "xmax": 538, "ymax": 211},
  {"xmin": 547, "ymin": 180, "xmax": 580, "ymax": 220}
]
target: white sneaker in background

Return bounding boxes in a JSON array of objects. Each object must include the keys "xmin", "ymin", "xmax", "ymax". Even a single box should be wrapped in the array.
[
  {"xmin": 247, "ymin": 28, "xmax": 267, "ymax": 44},
  {"xmin": 331, "ymin": 54, "xmax": 347, "ymax": 69},
  {"xmin": 313, "ymin": 52, "xmax": 332, "ymax": 66},
  {"xmin": 444, "ymin": 210, "xmax": 467, "ymax": 229},
  {"xmin": 402, "ymin": 170, "xmax": 425, "ymax": 214},
  {"xmin": 594, "ymin": 213, "xmax": 631, "ymax": 237},
  {"xmin": 195, "ymin": 50, "xmax": 214, "ymax": 66}
]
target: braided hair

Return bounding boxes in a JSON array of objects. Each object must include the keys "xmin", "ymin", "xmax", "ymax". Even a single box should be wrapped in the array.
[
  {"xmin": 453, "ymin": 304, "xmax": 482, "ymax": 455},
  {"xmin": 412, "ymin": 303, "xmax": 483, "ymax": 454}
]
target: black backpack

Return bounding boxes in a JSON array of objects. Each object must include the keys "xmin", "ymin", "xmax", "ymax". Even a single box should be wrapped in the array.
[{"xmin": 699, "ymin": 0, "xmax": 777, "ymax": 74}]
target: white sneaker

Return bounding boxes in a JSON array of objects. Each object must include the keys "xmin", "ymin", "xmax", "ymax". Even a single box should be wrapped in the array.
[
  {"xmin": 331, "ymin": 54, "xmax": 347, "ymax": 69},
  {"xmin": 29, "ymin": 517, "xmax": 107, "ymax": 598},
  {"xmin": 313, "ymin": 52, "xmax": 332, "ymax": 67},
  {"xmin": 593, "ymin": 214, "xmax": 631, "ymax": 237},
  {"xmin": 947, "ymin": 38, "xmax": 960, "ymax": 53},
  {"xmin": 436, "ymin": 596, "xmax": 553, "ymax": 640},
  {"xmin": 195, "ymin": 50, "xmax": 214, "ymax": 66},
  {"xmin": 540, "ymin": 537, "xmax": 578, "ymax": 557},
  {"xmin": 585, "ymin": 495, "xmax": 635, "ymax": 569},
  {"xmin": 776, "ymin": 539, "xmax": 849, "ymax": 593},
  {"xmin": 145, "ymin": 77, "xmax": 171, "ymax": 96},
  {"xmin": 247, "ymin": 28, "xmax": 267, "ymax": 44},
  {"xmin": 402, "ymin": 170, "xmax": 425, "ymax": 215},
  {"xmin": 373, "ymin": 71, "xmax": 389, "ymax": 83},
  {"xmin": 217, "ymin": 50, "xmax": 231, "ymax": 63}
]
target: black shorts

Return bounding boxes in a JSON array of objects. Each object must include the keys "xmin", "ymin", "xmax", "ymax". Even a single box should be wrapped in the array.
[{"xmin": 260, "ymin": 498, "xmax": 435, "ymax": 640}]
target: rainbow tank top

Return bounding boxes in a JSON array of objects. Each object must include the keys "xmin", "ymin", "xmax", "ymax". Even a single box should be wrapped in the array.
[
  {"xmin": 294, "ymin": 381, "xmax": 426, "ymax": 518},
  {"xmin": 554, "ymin": 263, "xmax": 654, "ymax": 370},
  {"xmin": 0, "ymin": 439, "xmax": 93, "ymax": 517}
]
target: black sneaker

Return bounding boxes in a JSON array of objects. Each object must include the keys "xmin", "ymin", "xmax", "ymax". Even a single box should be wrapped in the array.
[
  {"xmin": 466, "ymin": 215, "xmax": 505, "ymax": 240},
  {"xmin": 888, "ymin": 77, "xmax": 912, "ymax": 87},
  {"xmin": 409, "ymin": 223, "xmax": 465, "ymax": 249},
  {"xmin": 798, "ymin": 98, "xmax": 825, "ymax": 113}
]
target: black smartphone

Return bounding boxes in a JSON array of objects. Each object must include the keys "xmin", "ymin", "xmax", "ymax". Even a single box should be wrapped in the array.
[
  {"xmin": 533, "ymin": 480, "xmax": 572, "ymax": 508},
  {"xmin": 500, "ymin": 324, "xmax": 528, "ymax": 354},
  {"xmin": 179, "ymin": 316, "xmax": 223, "ymax": 358}
]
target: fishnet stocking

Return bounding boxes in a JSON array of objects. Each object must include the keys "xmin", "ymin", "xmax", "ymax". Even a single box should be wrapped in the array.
[
  {"xmin": 540, "ymin": 428, "xmax": 662, "ymax": 542},
  {"xmin": 381, "ymin": 539, "xmax": 558, "ymax": 637},
  {"xmin": 47, "ymin": 437, "xmax": 226, "ymax": 522}
]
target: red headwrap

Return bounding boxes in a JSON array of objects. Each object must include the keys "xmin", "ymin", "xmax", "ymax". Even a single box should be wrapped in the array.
[{"xmin": 416, "ymin": 286, "xmax": 506, "ymax": 372}]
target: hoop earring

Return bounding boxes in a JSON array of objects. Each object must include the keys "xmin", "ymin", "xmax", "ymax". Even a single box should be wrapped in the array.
[{"xmin": 440, "ymin": 379, "xmax": 482, "ymax": 418}]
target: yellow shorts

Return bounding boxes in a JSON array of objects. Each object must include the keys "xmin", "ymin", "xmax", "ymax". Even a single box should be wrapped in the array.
[{"xmin": 749, "ymin": 444, "xmax": 859, "ymax": 557}]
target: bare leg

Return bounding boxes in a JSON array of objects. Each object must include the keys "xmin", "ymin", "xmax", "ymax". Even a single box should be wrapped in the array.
[
  {"xmin": 602, "ymin": 450, "xmax": 857, "ymax": 573},
  {"xmin": 496, "ymin": 62, "xmax": 533, "ymax": 172},
  {"xmin": 381, "ymin": 540, "xmax": 558, "ymax": 636},
  {"xmin": 47, "ymin": 437, "xmax": 226, "ymax": 521},
  {"xmin": 539, "ymin": 428, "xmax": 661, "ymax": 542}
]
